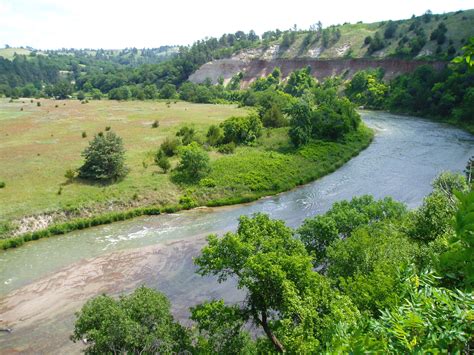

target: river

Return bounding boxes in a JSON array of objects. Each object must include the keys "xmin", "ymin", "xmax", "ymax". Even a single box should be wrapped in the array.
[{"xmin": 1, "ymin": 111, "xmax": 473, "ymax": 353}]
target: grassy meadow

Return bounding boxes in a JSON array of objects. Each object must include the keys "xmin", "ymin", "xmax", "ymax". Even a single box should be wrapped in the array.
[{"xmin": 0, "ymin": 98, "xmax": 372, "ymax": 244}]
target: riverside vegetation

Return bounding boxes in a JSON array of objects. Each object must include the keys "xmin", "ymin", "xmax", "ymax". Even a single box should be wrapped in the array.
[
  {"xmin": 0, "ymin": 73, "xmax": 372, "ymax": 248},
  {"xmin": 72, "ymin": 170, "xmax": 474, "ymax": 353}
]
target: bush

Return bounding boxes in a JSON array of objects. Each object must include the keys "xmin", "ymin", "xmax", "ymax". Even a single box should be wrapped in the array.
[
  {"xmin": 160, "ymin": 137, "xmax": 181, "ymax": 157},
  {"xmin": 64, "ymin": 169, "xmax": 76, "ymax": 181},
  {"xmin": 82, "ymin": 131, "xmax": 87, "ymax": 138},
  {"xmin": 36, "ymin": 101, "xmax": 41, "ymax": 107},
  {"xmin": 221, "ymin": 114, "xmax": 263, "ymax": 145},
  {"xmin": 217, "ymin": 142, "xmax": 236, "ymax": 154},
  {"xmin": 0, "ymin": 181, "xmax": 5, "ymax": 188},
  {"xmin": 206, "ymin": 125, "xmax": 223, "ymax": 146},
  {"xmin": 176, "ymin": 142, "xmax": 211, "ymax": 182},
  {"xmin": 78, "ymin": 131, "xmax": 128, "ymax": 181},
  {"xmin": 152, "ymin": 120, "xmax": 159, "ymax": 128},
  {"xmin": 154, "ymin": 149, "xmax": 171, "ymax": 173}
]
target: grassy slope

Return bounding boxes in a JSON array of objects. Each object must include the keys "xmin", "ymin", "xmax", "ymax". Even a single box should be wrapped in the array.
[
  {"xmin": 275, "ymin": 9, "xmax": 474, "ymax": 59},
  {"xmin": 0, "ymin": 99, "xmax": 373, "ymax": 247}
]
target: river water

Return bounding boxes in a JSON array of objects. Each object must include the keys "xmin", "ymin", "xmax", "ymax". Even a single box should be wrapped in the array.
[{"xmin": 0, "ymin": 111, "xmax": 473, "ymax": 353}]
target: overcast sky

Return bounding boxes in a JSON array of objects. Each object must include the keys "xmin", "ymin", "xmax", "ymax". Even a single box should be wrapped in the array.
[{"xmin": 1, "ymin": 0, "xmax": 473, "ymax": 49}]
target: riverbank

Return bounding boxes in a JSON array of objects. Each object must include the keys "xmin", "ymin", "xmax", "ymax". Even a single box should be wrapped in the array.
[{"xmin": 0, "ymin": 125, "xmax": 373, "ymax": 250}]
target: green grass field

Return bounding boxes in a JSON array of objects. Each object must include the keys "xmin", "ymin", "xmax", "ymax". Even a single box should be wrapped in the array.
[
  {"xmin": 0, "ymin": 98, "xmax": 372, "ymax": 242},
  {"xmin": 0, "ymin": 99, "xmax": 246, "ymax": 222}
]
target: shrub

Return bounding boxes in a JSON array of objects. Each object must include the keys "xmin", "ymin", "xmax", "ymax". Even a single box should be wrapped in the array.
[
  {"xmin": 78, "ymin": 131, "xmax": 128, "ymax": 181},
  {"xmin": 160, "ymin": 137, "xmax": 181, "ymax": 157},
  {"xmin": 217, "ymin": 142, "xmax": 236, "ymax": 154},
  {"xmin": 206, "ymin": 124, "xmax": 223, "ymax": 146},
  {"xmin": 152, "ymin": 120, "xmax": 159, "ymax": 128},
  {"xmin": 221, "ymin": 114, "xmax": 263, "ymax": 145},
  {"xmin": 176, "ymin": 142, "xmax": 211, "ymax": 182},
  {"xmin": 105, "ymin": 126, "xmax": 111, "ymax": 131},
  {"xmin": 176, "ymin": 126, "xmax": 196, "ymax": 145},
  {"xmin": 64, "ymin": 169, "xmax": 76, "ymax": 181},
  {"xmin": 36, "ymin": 101, "xmax": 41, "ymax": 107},
  {"xmin": 154, "ymin": 149, "xmax": 171, "ymax": 173},
  {"xmin": 0, "ymin": 181, "xmax": 5, "ymax": 188},
  {"xmin": 82, "ymin": 131, "xmax": 87, "ymax": 138}
]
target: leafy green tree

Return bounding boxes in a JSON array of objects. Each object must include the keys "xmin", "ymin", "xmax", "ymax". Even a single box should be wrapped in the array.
[
  {"xmin": 176, "ymin": 142, "xmax": 210, "ymax": 181},
  {"xmin": 220, "ymin": 114, "xmax": 263, "ymax": 145},
  {"xmin": 53, "ymin": 80, "xmax": 73, "ymax": 99},
  {"xmin": 206, "ymin": 124, "xmax": 223, "ymax": 146},
  {"xmin": 195, "ymin": 213, "xmax": 359, "ymax": 353},
  {"xmin": 160, "ymin": 137, "xmax": 181, "ymax": 157},
  {"xmin": 78, "ymin": 131, "xmax": 128, "ymax": 181},
  {"xmin": 262, "ymin": 103, "xmax": 287, "ymax": 128},
  {"xmin": 108, "ymin": 86, "xmax": 131, "ymax": 101},
  {"xmin": 77, "ymin": 91, "xmax": 85, "ymax": 101},
  {"xmin": 283, "ymin": 66, "xmax": 316, "ymax": 97},
  {"xmin": 190, "ymin": 300, "xmax": 256, "ymax": 354},
  {"xmin": 143, "ymin": 84, "xmax": 158, "ymax": 99},
  {"xmin": 72, "ymin": 286, "xmax": 191, "ymax": 354},
  {"xmin": 327, "ymin": 223, "xmax": 415, "ymax": 314},
  {"xmin": 176, "ymin": 126, "xmax": 196, "ymax": 145},
  {"xmin": 159, "ymin": 83, "xmax": 177, "ymax": 99},
  {"xmin": 297, "ymin": 215, "xmax": 338, "ymax": 263}
]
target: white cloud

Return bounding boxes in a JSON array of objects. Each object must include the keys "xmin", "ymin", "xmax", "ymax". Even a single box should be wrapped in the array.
[{"xmin": 0, "ymin": 0, "xmax": 472, "ymax": 49}]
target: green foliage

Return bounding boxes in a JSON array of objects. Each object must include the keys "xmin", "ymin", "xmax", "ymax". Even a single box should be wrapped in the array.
[
  {"xmin": 71, "ymin": 286, "xmax": 191, "ymax": 354},
  {"xmin": 195, "ymin": 213, "xmax": 359, "ymax": 353},
  {"xmin": 78, "ymin": 131, "xmax": 128, "ymax": 181},
  {"xmin": 439, "ymin": 190, "xmax": 474, "ymax": 290},
  {"xmin": 283, "ymin": 66, "xmax": 317, "ymax": 97},
  {"xmin": 333, "ymin": 270, "xmax": 474, "ymax": 352},
  {"xmin": 0, "ymin": 181, "xmax": 5, "ymax": 189},
  {"xmin": 217, "ymin": 142, "xmax": 235, "ymax": 154},
  {"xmin": 345, "ymin": 69, "xmax": 388, "ymax": 109},
  {"xmin": 159, "ymin": 83, "xmax": 177, "ymax": 99},
  {"xmin": 367, "ymin": 32, "xmax": 385, "ymax": 54},
  {"xmin": 206, "ymin": 124, "xmax": 223, "ymax": 146},
  {"xmin": 108, "ymin": 86, "xmax": 131, "ymax": 101},
  {"xmin": 288, "ymin": 87, "xmax": 361, "ymax": 145},
  {"xmin": 175, "ymin": 142, "xmax": 210, "ymax": 182},
  {"xmin": 297, "ymin": 215, "xmax": 338, "ymax": 263},
  {"xmin": 64, "ymin": 168, "xmax": 76, "ymax": 181},
  {"xmin": 327, "ymin": 224, "xmax": 415, "ymax": 314},
  {"xmin": 154, "ymin": 149, "xmax": 170, "ymax": 173},
  {"xmin": 453, "ymin": 36, "xmax": 474, "ymax": 68},
  {"xmin": 151, "ymin": 119, "xmax": 159, "ymax": 128},
  {"xmin": 190, "ymin": 300, "xmax": 256, "ymax": 354},
  {"xmin": 220, "ymin": 114, "xmax": 263, "ymax": 145},
  {"xmin": 160, "ymin": 137, "xmax": 181, "ymax": 157},
  {"xmin": 53, "ymin": 80, "xmax": 73, "ymax": 99},
  {"xmin": 176, "ymin": 125, "xmax": 197, "ymax": 145}
]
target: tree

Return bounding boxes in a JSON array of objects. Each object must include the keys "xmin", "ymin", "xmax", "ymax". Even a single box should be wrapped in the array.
[
  {"xmin": 53, "ymin": 80, "xmax": 73, "ymax": 99},
  {"xmin": 78, "ymin": 131, "xmax": 128, "ymax": 181},
  {"xmin": 77, "ymin": 91, "xmax": 85, "ymax": 101},
  {"xmin": 206, "ymin": 124, "xmax": 223, "ymax": 146},
  {"xmin": 195, "ymin": 213, "xmax": 359, "ymax": 353},
  {"xmin": 72, "ymin": 286, "xmax": 191, "ymax": 354},
  {"xmin": 220, "ymin": 114, "xmax": 263, "ymax": 145},
  {"xmin": 176, "ymin": 142, "xmax": 210, "ymax": 181},
  {"xmin": 190, "ymin": 300, "xmax": 256, "ymax": 354},
  {"xmin": 159, "ymin": 83, "xmax": 177, "ymax": 99}
]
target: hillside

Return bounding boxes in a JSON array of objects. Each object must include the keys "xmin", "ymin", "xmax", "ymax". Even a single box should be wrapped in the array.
[{"xmin": 190, "ymin": 9, "xmax": 474, "ymax": 85}]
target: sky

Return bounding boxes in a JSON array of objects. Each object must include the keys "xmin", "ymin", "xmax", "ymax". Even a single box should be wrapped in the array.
[{"xmin": 1, "ymin": 0, "xmax": 473, "ymax": 49}]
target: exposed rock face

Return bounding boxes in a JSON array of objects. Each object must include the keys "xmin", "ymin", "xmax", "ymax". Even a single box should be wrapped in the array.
[{"xmin": 189, "ymin": 57, "xmax": 447, "ymax": 88}]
